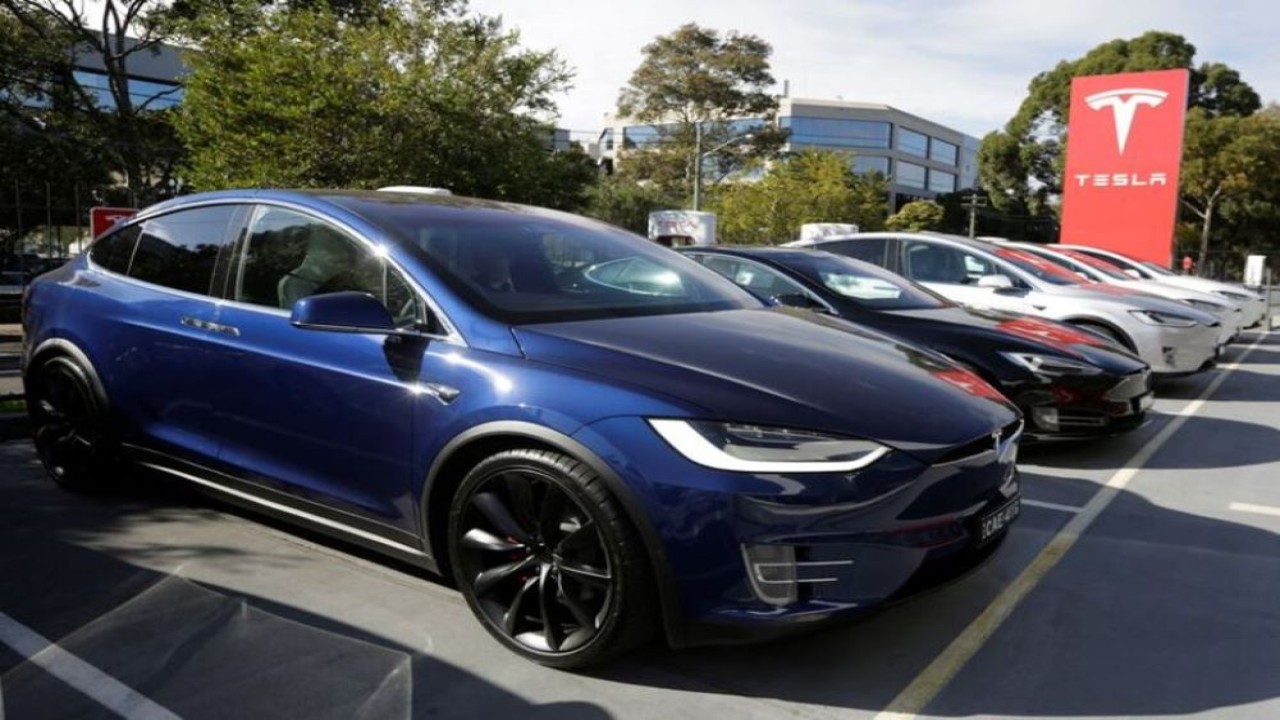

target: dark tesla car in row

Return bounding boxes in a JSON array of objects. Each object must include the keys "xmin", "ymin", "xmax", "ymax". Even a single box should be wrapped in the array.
[
  {"xmin": 680, "ymin": 246, "xmax": 1152, "ymax": 440},
  {"xmin": 23, "ymin": 190, "xmax": 1021, "ymax": 667}
]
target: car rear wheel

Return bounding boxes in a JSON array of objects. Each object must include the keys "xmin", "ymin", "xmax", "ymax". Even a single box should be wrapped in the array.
[
  {"xmin": 27, "ymin": 356, "xmax": 121, "ymax": 491},
  {"xmin": 447, "ymin": 448, "xmax": 656, "ymax": 669}
]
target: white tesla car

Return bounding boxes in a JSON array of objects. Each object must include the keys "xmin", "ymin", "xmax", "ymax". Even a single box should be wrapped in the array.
[
  {"xmin": 1057, "ymin": 244, "xmax": 1267, "ymax": 329},
  {"xmin": 789, "ymin": 232, "xmax": 1223, "ymax": 376},
  {"xmin": 997, "ymin": 241, "xmax": 1243, "ymax": 346}
]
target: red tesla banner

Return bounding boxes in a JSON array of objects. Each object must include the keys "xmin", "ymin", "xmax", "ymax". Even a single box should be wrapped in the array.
[
  {"xmin": 90, "ymin": 206, "xmax": 138, "ymax": 239},
  {"xmin": 1059, "ymin": 68, "xmax": 1190, "ymax": 267}
]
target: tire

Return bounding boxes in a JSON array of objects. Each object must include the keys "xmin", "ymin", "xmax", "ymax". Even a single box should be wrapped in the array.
[
  {"xmin": 447, "ymin": 448, "xmax": 657, "ymax": 669},
  {"xmin": 26, "ymin": 356, "xmax": 123, "ymax": 492}
]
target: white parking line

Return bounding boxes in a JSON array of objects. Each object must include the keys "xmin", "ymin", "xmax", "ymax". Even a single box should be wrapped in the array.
[
  {"xmin": 1228, "ymin": 502, "xmax": 1280, "ymax": 518},
  {"xmin": 0, "ymin": 612, "xmax": 179, "ymax": 720},
  {"xmin": 873, "ymin": 329, "xmax": 1270, "ymax": 720},
  {"xmin": 1020, "ymin": 499, "xmax": 1083, "ymax": 514}
]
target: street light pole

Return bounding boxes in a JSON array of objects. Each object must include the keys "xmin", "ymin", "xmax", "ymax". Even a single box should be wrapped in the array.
[{"xmin": 692, "ymin": 126, "xmax": 754, "ymax": 212}]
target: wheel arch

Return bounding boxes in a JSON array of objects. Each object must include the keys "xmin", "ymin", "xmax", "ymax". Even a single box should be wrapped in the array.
[
  {"xmin": 27, "ymin": 338, "xmax": 111, "ymax": 412},
  {"xmin": 419, "ymin": 420, "xmax": 685, "ymax": 647},
  {"xmin": 1061, "ymin": 316, "xmax": 1136, "ymax": 353}
]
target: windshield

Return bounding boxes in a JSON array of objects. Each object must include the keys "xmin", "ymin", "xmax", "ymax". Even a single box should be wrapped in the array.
[
  {"xmin": 993, "ymin": 247, "xmax": 1085, "ymax": 286},
  {"xmin": 783, "ymin": 252, "xmax": 950, "ymax": 310},
  {"xmin": 345, "ymin": 201, "xmax": 761, "ymax": 324},
  {"xmin": 1055, "ymin": 249, "xmax": 1133, "ymax": 280}
]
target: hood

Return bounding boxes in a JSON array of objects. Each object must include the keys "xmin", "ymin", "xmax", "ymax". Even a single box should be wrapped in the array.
[
  {"xmin": 1155, "ymin": 275, "xmax": 1263, "ymax": 300},
  {"xmin": 878, "ymin": 306, "xmax": 1147, "ymax": 374},
  {"xmin": 1047, "ymin": 284, "xmax": 1221, "ymax": 325},
  {"xmin": 512, "ymin": 308, "xmax": 1019, "ymax": 458}
]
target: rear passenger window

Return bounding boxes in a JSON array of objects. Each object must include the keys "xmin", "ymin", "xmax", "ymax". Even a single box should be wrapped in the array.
[
  {"xmin": 88, "ymin": 225, "xmax": 142, "ymax": 275},
  {"xmin": 129, "ymin": 206, "xmax": 240, "ymax": 295},
  {"xmin": 825, "ymin": 238, "xmax": 887, "ymax": 266}
]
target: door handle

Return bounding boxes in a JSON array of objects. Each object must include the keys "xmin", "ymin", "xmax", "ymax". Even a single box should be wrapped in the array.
[
  {"xmin": 417, "ymin": 382, "xmax": 461, "ymax": 404},
  {"xmin": 180, "ymin": 315, "xmax": 241, "ymax": 337}
]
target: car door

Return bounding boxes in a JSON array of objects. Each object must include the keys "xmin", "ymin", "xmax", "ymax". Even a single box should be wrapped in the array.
[
  {"xmin": 99, "ymin": 204, "xmax": 248, "ymax": 463},
  {"xmin": 897, "ymin": 239, "xmax": 1033, "ymax": 314},
  {"xmin": 207, "ymin": 204, "xmax": 443, "ymax": 539}
]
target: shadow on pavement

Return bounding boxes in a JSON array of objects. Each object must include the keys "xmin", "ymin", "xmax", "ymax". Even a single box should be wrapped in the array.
[
  {"xmin": 593, "ymin": 471, "xmax": 1280, "ymax": 717},
  {"xmin": 0, "ymin": 443, "xmax": 609, "ymax": 720}
]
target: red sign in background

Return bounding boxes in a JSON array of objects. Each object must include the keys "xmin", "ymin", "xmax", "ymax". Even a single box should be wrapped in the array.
[
  {"xmin": 1059, "ymin": 69, "xmax": 1190, "ymax": 267},
  {"xmin": 90, "ymin": 207, "xmax": 138, "ymax": 239}
]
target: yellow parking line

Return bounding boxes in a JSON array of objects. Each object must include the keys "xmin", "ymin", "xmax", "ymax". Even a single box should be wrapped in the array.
[{"xmin": 873, "ymin": 330, "xmax": 1270, "ymax": 720}]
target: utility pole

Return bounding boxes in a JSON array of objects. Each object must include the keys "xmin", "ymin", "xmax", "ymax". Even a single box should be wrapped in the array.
[
  {"xmin": 692, "ymin": 123, "xmax": 704, "ymax": 212},
  {"xmin": 963, "ymin": 192, "xmax": 988, "ymax": 238}
]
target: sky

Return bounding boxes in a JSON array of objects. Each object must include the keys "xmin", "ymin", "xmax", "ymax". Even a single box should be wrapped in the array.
[{"xmin": 466, "ymin": 0, "xmax": 1280, "ymax": 143}]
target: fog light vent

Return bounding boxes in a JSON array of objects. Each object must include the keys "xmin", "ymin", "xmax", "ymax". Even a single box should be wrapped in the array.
[
  {"xmin": 1032, "ymin": 406, "xmax": 1060, "ymax": 432},
  {"xmin": 742, "ymin": 544, "xmax": 798, "ymax": 606}
]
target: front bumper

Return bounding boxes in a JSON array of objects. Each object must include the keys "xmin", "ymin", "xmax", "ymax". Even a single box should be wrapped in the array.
[
  {"xmin": 572, "ymin": 416, "xmax": 1022, "ymax": 647},
  {"xmin": 1012, "ymin": 368, "xmax": 1152, "ymax": 440},
  {"xmin": 1129, "ymin": 321, "xmax": 1219, "ymax": 375}
]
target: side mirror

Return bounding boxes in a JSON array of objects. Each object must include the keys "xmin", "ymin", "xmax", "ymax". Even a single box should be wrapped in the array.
[
  {"xmin": 1124, "ymin": 268, "xmax": 1142, "ymax": 279},
  {"xmin": 772, "ymin": 293, "xmax": 832, "ymax": 314},
  {"xmin": 290, "ymin": 291, "xmax": 397, "ymax": 333},
  {"xmin": 976, "ymin": 274, "xmax": 1014, "ymax": 289}
]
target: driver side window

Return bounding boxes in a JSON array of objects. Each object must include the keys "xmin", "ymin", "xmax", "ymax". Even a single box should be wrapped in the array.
[
  {"xmin": 233, "ymin": 207, "xmax": 422, "ymax": 329},
  {"xmin": 689, "ymin": 254, "xmax": 812, "ymax": 301}
]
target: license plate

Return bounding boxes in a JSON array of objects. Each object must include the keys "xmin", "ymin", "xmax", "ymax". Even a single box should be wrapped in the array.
[
  {"xmin": 977, "ymin": 496, "xmax": 1021, "ymax": 543},
  {"xmin": 1136, "ymin": 392, "xmax": 1154, "ymax": 412}
]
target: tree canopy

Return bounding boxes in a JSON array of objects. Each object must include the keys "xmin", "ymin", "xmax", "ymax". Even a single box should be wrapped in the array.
[
  {"xmin": 711, "ymin": 150, "xmax": 888, "ymax": 244},
  {"xmin": 613, "ymin": 23, "xmax": 786, "ymax": 203},
  {"xmin": 886, "ymin": 199, "xmax": 945, "ymax": 232},
  {"xmin": 176, "ymin": 0, "xmax": 593, "ymax": 207}
]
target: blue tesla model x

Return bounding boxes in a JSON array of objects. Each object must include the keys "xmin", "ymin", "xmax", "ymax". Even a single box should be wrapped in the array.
[{"xmin": 22, "ymin": 190, "xmax": 1022, "ymax": 667}]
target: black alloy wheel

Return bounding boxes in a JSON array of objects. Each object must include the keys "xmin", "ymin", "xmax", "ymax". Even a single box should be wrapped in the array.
[
  {"xmin": 448, "ymin": 448, "xmax": 655, "ymax": 668},
  {"xmin": 28, "ymin": 357, "xmax": 118, "ymax": 491}
]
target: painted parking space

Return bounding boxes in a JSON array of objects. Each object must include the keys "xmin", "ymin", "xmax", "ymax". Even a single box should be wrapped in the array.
[{"xmin": 0, "ymin": 329, "xmax": 1275, "ymax": 719}]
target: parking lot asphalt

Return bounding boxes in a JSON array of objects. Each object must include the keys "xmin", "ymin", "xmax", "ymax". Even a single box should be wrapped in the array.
[{"xmin": 1, "ymin": 327, "xmax": 1279, "ymax": 720}]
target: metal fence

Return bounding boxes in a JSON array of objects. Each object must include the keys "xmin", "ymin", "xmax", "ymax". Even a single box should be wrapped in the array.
[{"xmin": 0, "ymin": 181, "xmax": 146, "ymax": 278}]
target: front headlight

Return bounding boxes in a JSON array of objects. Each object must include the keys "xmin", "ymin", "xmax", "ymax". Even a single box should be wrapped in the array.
[
  {"xmin": 648, "ymin": 419, "xmax": 891, "ymax": 473},
  {"xmin": 1000, "ymin": 352, "xmax": 1102, "ymax": 377},
  {"xmin": 1211, "ymin": 289, "xmax": 1255, "ymax": 303},
  {"xmin": 1129, "ymin": 310, "xmax": 1199, "ymax": 328}
]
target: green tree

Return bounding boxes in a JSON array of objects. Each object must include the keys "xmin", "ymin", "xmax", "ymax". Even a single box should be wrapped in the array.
[
  {"xmin": 711, "ymin": 151, "xmax": 888, "ymax": 244},
  {"xmin": 886, "ymin": 199, "xmax": 945, "ymax": 232},
  {"xmin": 0, "ymin": 0, "xmax": 189, "ymax": 204},
  {"xmin": 979, "ymin": 31, "xmax": 1260, "ymax": 216},
  {"xmin": 583, "ymin": 175, "xmax": 679, "ymax": 234},
  {"xmin": 614, "ymin": 23, "xmax": 786, "ymax": 203},
  {"xmin": 1179, "ymin": 108, "xmax": 1280, "ymax": 271},
  {"xmin": 176, "ymin": 1, "xmax": 590, "ymax": 207}
]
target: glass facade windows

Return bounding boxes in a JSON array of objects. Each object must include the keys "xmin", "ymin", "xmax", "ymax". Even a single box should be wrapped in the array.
[
  {"xmin": 929, "ymin": 139, "xmax": 958, "ymax": 165},
  {"xmin": 851, "ymin": 156, "xmax": 891, "ymax": 175},
  {"xmin": 622, "ymin": 125, "xmax": 661, "ymax": 149},
  {"xmin": 896, "ymin": 161, "xmax": 927, "ymax": 189},
  {"xmin": 928, "ymin": 169, "xmax": 956, "ymax": 193},
  {"xmin": 781, "ymin": 117, "xmax": 891, "ymax": 149},
  {"xmin": 73, "ymin": 70, "xmax": 183, "ymax": 110},
  {"xmin": 897, "ymin": 128, "xmax": 929, "ymax": 157}
]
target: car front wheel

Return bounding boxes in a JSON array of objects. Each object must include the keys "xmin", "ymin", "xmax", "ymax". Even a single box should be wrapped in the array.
[{"xmin": 447, "ymin": 448, "xmax": 657, "ymax": 668}]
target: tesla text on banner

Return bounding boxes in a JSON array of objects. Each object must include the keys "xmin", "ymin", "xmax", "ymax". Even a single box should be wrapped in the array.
[{"xmin": 1059, "ymin": 69, "xmax": 1190, "ymax": 267}]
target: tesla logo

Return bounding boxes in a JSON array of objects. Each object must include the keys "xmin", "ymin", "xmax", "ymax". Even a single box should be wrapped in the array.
[
  {"xmin": 1072, "ymin": 172, "xmax": 1168, "ymax": 188},
  {"xmin": 1085, "ymin": 88, "xmax": 1168, "ymax": 154}
]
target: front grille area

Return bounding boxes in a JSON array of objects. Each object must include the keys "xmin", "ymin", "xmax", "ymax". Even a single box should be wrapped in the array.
[
  {"xmin": 1105, "ymin": 369, "xmax": 1152, "ymax": 401},
  {"xmin": 935, "ymin": 420, "xmax": 1022, "ymax": 465}
]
